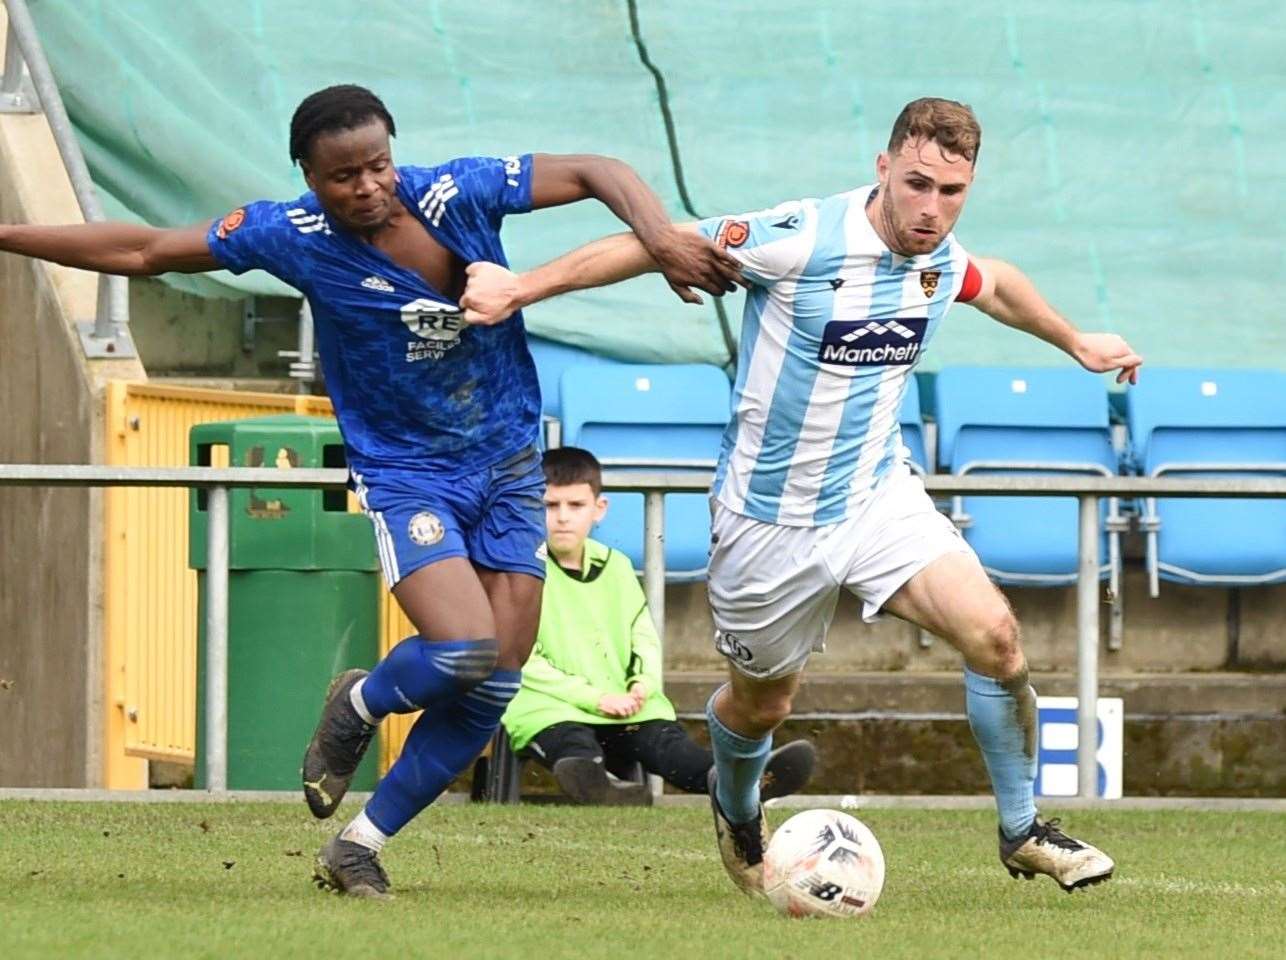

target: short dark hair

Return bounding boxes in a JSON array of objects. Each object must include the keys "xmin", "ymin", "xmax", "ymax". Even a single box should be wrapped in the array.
[
  {"xmin": 888, "ymin": 97, "xmax": 981, "ymax": 165},
  {"xmin": 542, "ymin": 447, "xmax": 602, "ymax": 496},
  {"xmin": 288, "ymin": 84, "xmax": 396, "ymax": 166}
]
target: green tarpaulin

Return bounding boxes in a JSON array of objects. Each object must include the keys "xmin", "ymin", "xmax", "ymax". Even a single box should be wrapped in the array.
[{"xmin": 27, "ymin": 0, "xmax": 1286, "ymax": 368}]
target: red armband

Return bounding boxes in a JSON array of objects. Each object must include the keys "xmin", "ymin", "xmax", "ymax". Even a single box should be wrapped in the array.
[{"xmin": 957, "ymin": 259, "xmax": 982, "ymax": 302}]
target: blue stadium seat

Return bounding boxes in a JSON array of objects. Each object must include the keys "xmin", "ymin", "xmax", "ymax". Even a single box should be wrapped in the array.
[
  {"xmin": 560, "ymin": 364, "xmax": 730, "ymax": 581},
  {"xmin": 935, "ymin": 366, "xmax": 1124, "ymax": 588},
  {"xmin": 1125, "ymin": 368, "xmax": 1286, "ymax": 595},
  {"xmin": 526, "ymin": 335, "xmax": 620, "ymax": 444},
  {"xmin": 899, "ymin": 376, "xmax": 929, "ymax": 475}
]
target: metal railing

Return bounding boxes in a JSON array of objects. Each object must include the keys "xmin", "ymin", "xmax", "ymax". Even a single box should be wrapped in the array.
[
  {"xmin": 3, "ymin": 464, "xmax": 1285, "ymax": 797},
  {"xmin": 1, "ymin": 0, "xmax": 134, "ymax": 358}
]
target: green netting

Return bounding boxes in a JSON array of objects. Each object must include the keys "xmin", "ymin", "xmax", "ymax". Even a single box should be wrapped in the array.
[{"xmin": 27, "ymin": 0, "xmax": 1286, "ymax": 368}]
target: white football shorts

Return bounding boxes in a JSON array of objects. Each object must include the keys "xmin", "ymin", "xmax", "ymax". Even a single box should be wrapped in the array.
[{"xmin": 707, "ymin": 464, "xmax": 974, "ymax": 679}]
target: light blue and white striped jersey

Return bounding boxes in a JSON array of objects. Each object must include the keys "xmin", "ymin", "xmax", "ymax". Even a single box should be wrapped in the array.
[{"xmin": 699, "ymin": 185, "xmax": 978, "ymax": 526}]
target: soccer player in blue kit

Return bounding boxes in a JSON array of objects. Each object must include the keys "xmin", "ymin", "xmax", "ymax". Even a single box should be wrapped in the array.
[
  {"xmin": 460, "ymin": 98, "xmax": 1143, "ymax": 897},
  {"xmin": 0, "ymin": 85, "xmax": 741, "ymax": 899}
]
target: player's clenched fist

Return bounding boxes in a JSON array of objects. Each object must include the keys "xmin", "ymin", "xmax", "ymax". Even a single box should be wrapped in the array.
[{"xmin": 460, "ymin": 260, "xmax": 521, "ymax": 326}]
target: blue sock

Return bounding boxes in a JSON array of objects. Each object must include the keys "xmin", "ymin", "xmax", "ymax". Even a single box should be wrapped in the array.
[
  {"xmin": 706, "ymin": 686, "xmax": 772, "ymax": 825},
  {"xmin": 359, "ymin": 636, "xmax": 499, "ymax": 719},
  {"xmin": 364, "ymin": 669, "xmax": 521, "ymax": 837},
  {"xmin": 965, "ymin": 667, "xmax": 1038, "ymax": 840}
]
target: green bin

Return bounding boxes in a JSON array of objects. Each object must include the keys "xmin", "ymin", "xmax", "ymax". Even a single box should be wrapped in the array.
[{"xmin": 189, "ymin": 415, "xmax": 380, "ymax": 791}]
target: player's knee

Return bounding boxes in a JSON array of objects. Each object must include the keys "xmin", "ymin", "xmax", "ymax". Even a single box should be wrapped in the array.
[
  {"xmin": 743, "ymin": 691, "xmax": 794, "ymax": 733},
  {"xmin": 495, "ymin": 634, "xmax": 535, "ymax": 672},
  {"xmin": 451, "ymin": 637, "xmax": 500, "ymax": 688},
  {"xmin": 975, "ymin": 611, "xmax": 1023, "ymax": 679}
]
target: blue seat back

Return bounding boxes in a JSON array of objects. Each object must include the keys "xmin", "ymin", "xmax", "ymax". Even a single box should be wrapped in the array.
[
  {"xmin": 898, "ymin": 377, "xmax": 928, "ymax": 472},
  {"xmin": 1125, "ymin": 368, "xmax": 1286, "ymax": 475},
  {"xmin": 936, "ymin": 366, "xmax": 1112, "ymax": 470},
  {"xmin": 526, "ymin": 335, "xmax": 620, "ymax": 420},
  {"xmin": 1125, "ymin": 368, "xmax": 1286, "ymax": 586},
  {"xmin": 934, "ymin": 366, "xmax": 1116, "ymax": 583},
  {"xmin": 590, "ymin": 493, "xmax": 714, "ymax": 580},
  {"xmin": 561, "ymin": 364, "xmax": 730, "ymax": 461},
  {"xmin": 560, "ymin": 364, "xmax": 730, "ymax": 579}
]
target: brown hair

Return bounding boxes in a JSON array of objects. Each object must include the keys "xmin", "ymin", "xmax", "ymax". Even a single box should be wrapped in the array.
[
  {"xmin": 887, "ymin": 98, "xmax": 981, "ymax": 165},
  {"xmin": 542, "ymin": 446, "xmax": 602, "ymax": 496}
]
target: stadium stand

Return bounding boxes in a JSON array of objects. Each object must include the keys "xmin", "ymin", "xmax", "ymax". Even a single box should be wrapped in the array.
[
  {"xmin": 1125, "ymin": 368, "xmax": 1286, "ymax": 596},
  {"xmin": 559, "ymin": 363, "xmax": 730, "ymax": 580}
]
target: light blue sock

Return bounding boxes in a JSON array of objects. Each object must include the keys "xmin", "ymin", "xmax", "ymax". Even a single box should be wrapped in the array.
[
  {"xmin": 705, "ymin": 686, "xmax": 772, "ymax": 825},
  {"xmin": 965, "ymin": 667, "xmax": 1038, "ymax": 840}
]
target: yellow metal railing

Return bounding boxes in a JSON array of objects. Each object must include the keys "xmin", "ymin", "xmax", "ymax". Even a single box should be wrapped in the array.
[{"xmin": 104, "ymin": 381, "xmax": 416, "ymax": 782}]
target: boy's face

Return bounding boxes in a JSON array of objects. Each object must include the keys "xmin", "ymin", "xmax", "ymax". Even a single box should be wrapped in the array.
[{"xmin": 544, "ymin": 482, "xmax": 607, "ymax": 557}]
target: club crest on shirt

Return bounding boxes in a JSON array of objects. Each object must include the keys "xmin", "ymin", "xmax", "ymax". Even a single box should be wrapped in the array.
[
  {"xmin": 716, "ymin": 219, "xmax": 750, "ymax": 249},
  {"xmin": 919, "ymin": 270, "xmax": 941, "ymax": 298},
  {"xmin": 408, "ymin": 511, "xmax": 445, "ymax": 546},
  {"xmin": 216, "ymin": 208, "xmax": 245, "ymax": 239}
]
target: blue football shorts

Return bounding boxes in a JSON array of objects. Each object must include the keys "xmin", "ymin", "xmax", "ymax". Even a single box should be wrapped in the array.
[{"xmin": 351, "ymin": 444, "xmax": 547, "ymax": 587}]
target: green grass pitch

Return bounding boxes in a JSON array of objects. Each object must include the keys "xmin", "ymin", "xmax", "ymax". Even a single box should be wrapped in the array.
[{"xmin": 2, "ymin": 801, "xmax": 1282, "ymax": 959}]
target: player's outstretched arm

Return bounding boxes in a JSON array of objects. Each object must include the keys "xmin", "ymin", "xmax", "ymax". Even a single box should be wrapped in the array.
[
  {"xmin": 528, "ymin": 154, "xmax": 741, "ymax": 303},
  {"xmin": 0, "ymin": 221, "xmax": 219, "ymax": 276},
  {"xmin": 968, "ymin": 256, "xmax": 1142, "ymax": 384},
  {"xmin": 460, "ymin": 228, "xmax": 673, "ymax": 326}
]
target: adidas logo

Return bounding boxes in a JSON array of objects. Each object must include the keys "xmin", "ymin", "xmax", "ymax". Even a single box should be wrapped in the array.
[
  {"xmin": 285, "ymin": 207, "xmax": 331, "ymax": 236},
  {"xmin": 841, "ymin": 320, "xmax": 917, "ymax": 343},
  {"xmin": 361, "ymin": 275, "xmax": 394, "ymax": 293}
]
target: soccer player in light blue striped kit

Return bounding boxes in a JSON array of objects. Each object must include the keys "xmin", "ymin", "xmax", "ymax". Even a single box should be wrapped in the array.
[{"xmin": 460, "ymin": 98, "xmax": 1142, "ymax": 895}]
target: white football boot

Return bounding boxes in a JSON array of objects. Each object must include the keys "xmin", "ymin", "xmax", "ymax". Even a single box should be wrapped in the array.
[{"xmin": 1000, "ymin": 817, "xmax": 1115, "ymax": 892}]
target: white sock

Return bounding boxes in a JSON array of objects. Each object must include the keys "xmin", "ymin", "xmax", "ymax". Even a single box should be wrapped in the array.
[
  {"xmin": 340, "ymin": 809, "xmax": 388, "ymax": 853},
  {"xmin": 349, "ymin": 678, "xmax": 379, "ymax": 726}
]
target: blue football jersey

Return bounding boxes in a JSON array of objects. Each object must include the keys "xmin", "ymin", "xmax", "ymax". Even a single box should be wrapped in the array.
[{"xmin": 206, "ymin": 155, "xmax": 540, "ymax": 476}]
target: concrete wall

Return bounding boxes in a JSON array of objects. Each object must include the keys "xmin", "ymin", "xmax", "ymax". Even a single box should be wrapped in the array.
[
  {"xmin": 491, "ymin": 674, "xmax": 1286, "ymax": 798},
  {"xmin": 501, "ymin": 712, "xmax": 1286, "ymax": 799},
  {"xmin": 0, "ymin": 8, "xmax": 145, "ymax": 786},
  {"xmin": 660, "ymin": 572, "xmax": 1286, "ymax": 674},
  {"xmin": 129, "ymin": 279, "xmax": 300, "ymax": 380}
]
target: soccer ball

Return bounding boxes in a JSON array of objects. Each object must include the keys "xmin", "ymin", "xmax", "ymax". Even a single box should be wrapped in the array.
[{"xmin": 762, "ymin": 809, "xmax": 885, "ymax": 919}]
